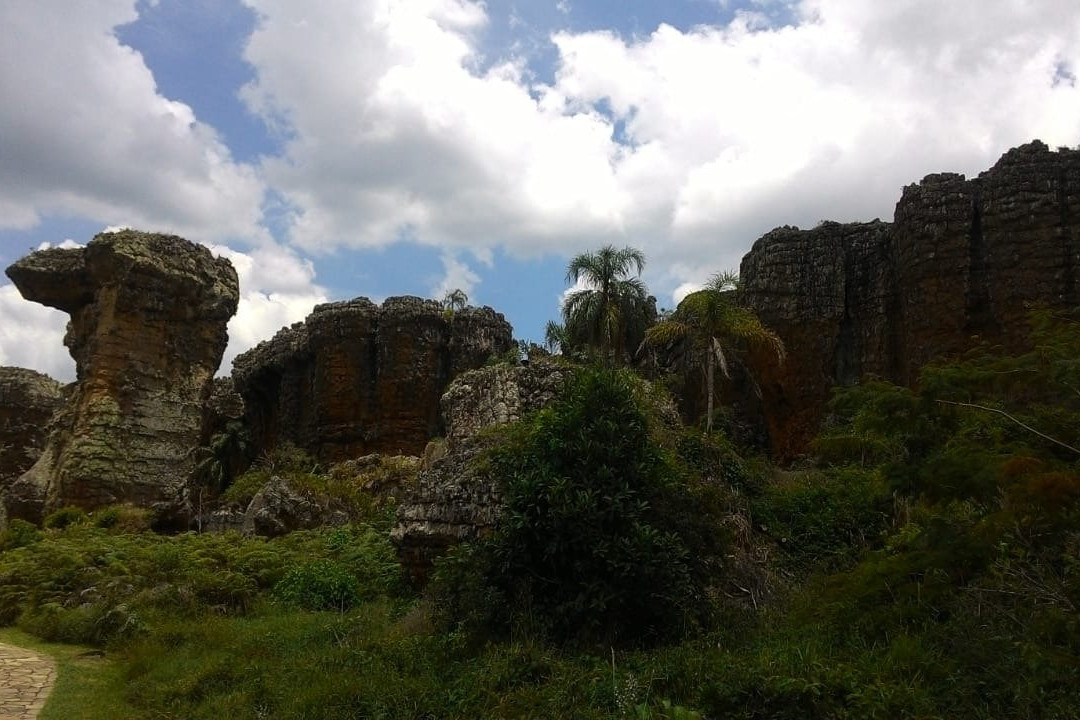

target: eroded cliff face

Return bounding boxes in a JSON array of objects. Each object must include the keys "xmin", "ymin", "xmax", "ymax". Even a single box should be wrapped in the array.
[
  {"xmin": 0, "ymin": 368, "xmax": 65, "ymax": 483},
  {"xmin": 742, "ymin": 141, "xmax": 1080, "ymax": 458},
  {"xmin": 232, "ymin": 297, "xmax": 513, "ymax": 463},
  {"xmin": 2, "ymin": 231, "xmax": 238, "ymax": 524}
]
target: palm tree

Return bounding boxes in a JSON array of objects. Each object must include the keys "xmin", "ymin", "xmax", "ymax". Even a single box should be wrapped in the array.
[
  {"xmin": 544, "ymin": 320, "xmax": 569, "ymax": 354},
  {"xmin": 643, "ymin": 272, "xmax": 784, "ymax": 433},
  {"xmin": 561, "ymin": 245, "xmax": 651, "ymax": 366},
  {"xmin": 442, "ymin": 288, "xmax": 468, "ymax": 313}
]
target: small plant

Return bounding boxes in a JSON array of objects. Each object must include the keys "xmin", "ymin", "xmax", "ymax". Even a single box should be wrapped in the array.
[
  {"xmin": 91, "ymin": 505, "xmax": 152, "ymax": 533},
  {"xmin": 43, "ymin": 506, "xmax": 88, "ymax": 530},
  {"xmin": 0, "ymin": 519, "xmax": 41, "ymax": 551},
  {"xmin": 273, "ymin": 558, "xmax": 361, "ymax": 612}
]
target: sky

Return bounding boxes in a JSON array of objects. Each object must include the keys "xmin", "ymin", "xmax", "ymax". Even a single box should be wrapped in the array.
[{"xmin": 1, "ymin": 0, "xmax": 1078, "ymax": 381}]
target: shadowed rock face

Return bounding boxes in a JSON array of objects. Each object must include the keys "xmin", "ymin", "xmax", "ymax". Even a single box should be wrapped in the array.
[
  {"xmin": 232, "ymin": 297, "xmax": 513, "ymax": 463},
  {"xmin": 2, "ymin": 231, "xmax": 238, "ymax": 524},
  {"xmin": 0, "ymin": 368, "xmax": 65, "ymax": 482},
  {"xmin": 741, "ymin": 141, "xmax": 1080, "ymax": 459}
]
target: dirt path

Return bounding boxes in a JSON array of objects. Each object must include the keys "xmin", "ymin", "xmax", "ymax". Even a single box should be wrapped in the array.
[{"xmin": 0, "ymin": 643, "xmax": 56, "ymax": 719}]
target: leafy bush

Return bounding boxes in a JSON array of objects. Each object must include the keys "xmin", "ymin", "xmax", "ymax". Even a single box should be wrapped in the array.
[
  {"xmin": 0, "ymin": 519, "xmax": 40, "ymax": 551},
  {"xmin": 274, "ymin": 559, "xmax": 361, "ymax": 611},
  {"xmin": 752, "ymin": 467, "xmax": 892, "ymax": 571},
  {"xmin": 434, "ymin": 367, "xmax": 726, "ymax": 647},
  {"xmin": 43, "ymin": 506, "xmax": 88, "ymax": 530},
  {"xmin": 91, "ymin": 504, "xmax": 152, "ymax": 533}
]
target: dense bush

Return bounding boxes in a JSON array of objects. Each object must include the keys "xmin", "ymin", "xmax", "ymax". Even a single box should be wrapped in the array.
[
  {"xmin": 274, "ymin": 559, "xmax": 361, "ymax": 611},
  {"xmin": 434, "ymin": 367, "xmax": 727, "ymax": 647},
  {"xmin": 752, "ymin": 467, "xmax": 892, "ymax": 571},
  {"xmin": 43, "ymin": 506, "xmax": 88, "ymax": 530},
  {"xmin": 0, "ymin": 523, "xmax": 402, "ymax": 646}
]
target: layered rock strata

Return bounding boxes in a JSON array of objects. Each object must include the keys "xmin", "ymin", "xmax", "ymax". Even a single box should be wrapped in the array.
[
  {"xmin": 741, "ymin": 141, "xmax": 1080, "ymax": 458},
  {"xmin": 0, "ymin": 368, "xmax": 65, "ymax": 482},
  {"xmin": 232, "ymin": 297, "xmax": 513, "ymax": 463},
  {"xmin": 2, "ymin": 231, "xmax": 238, "ymax": 524},
  {"xmin": 392, "ymin": 360, "xmax": 567, "ymax": 584}
]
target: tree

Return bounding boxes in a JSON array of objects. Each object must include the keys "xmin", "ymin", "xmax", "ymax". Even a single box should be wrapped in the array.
[
  {"xmin": 442, "ymin": 288, "xmax": 468, "ymax": 313},
  {"xmin": 561, "ymin": 245, "xmax": 651, "ymax": 366},
  {"xmin": 543, "ymin": 320, "xmax": 569, "ymax": 354},
  {"xmin": 643, "ymin": 272, "xmax": 784, "ymax": 433}
]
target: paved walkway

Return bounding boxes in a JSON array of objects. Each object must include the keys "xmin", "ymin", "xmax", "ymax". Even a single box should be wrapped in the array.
[{"xmin": 0, "ymin": 643, "xmax": 55, "ymax": 720}]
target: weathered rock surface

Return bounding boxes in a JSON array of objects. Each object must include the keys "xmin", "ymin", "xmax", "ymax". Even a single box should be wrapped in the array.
[
  {"xmin": 241, "ymin": 475, "xmax": 349, "ymax": 537},
  {"xmin": 741, "ymin": 141, "xmax": 1080, "ymax": 458},
  {"xmin": 0, "ymin": 368, "xmax": 65, "ymax": 483},
  {"xmin": 232, "ymin": 297, "xmax": 513, "ymax": 463},
  {"xmin": 392, "ymin": 360, "xmax": 567, "ymax": 584},
  {"xmin": 2, "ymin": 231, "xmax": 238, "ymax": 524}
]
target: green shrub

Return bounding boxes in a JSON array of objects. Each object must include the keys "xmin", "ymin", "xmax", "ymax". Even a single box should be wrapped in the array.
[
  {"xmin": 434, "ymin": 367, "xmax": 726, "ymax": 647},
  {"xmin": 92, "ymin": 504, "xmax": 152, "ymax": 533},
  {"xmin": 273, "ymin": 559, "xmax": 361, "ymax": 612},
  {"xmin": 43, "ymin": 506, "xmax": 88, "ymax": 530},
  {"xmin": 752, "ymin": 468, "xmax": 892, "ymax": 571},
  {"xmin": 0, "ymin": 519, "xmax": 41, "ymax": 551}
]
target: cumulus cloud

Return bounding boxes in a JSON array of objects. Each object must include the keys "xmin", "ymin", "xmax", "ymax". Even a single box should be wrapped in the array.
[
  {"xmin": 431, "ymin": 252, "xmax": 481, "ymax": 303},
  {"xmin": 0, "ymin": 0, "xmax": 265, "ymax": 242},
  {"xmin": 0, "ymin": 285, "xmax": 74, "ymax": 381},
  {"xmin": 239, "ymin": 0, "xmax": 1080, "ymax": 302},
  {"xmin": 208, "ymin": 243, "xmax": 329, "ymax": 372}
]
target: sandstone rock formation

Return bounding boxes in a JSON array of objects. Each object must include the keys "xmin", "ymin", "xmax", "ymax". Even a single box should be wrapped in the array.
[
  {"xmin": 2, "ymin": 231, "xmax": 238, "ymax": 524},
  {"xmin": 392, "ymin": 360, "xmax": 567, "ymax": 584},
  {"xmin": 0, "ymin": 368, "xmax": 65, "ymax": 482},
  {"xmin": 232, "ymin": 297, "xmax": 513, "ymax": 463},
  {"xmin": 741, "ymin": 141, "xmax": 1080, "ymax": 458}
]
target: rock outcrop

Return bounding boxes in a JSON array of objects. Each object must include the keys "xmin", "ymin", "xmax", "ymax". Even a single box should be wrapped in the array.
[
  {"xmin": 232, "ymin": 297, "xmax": 513, "ymax": 463},
  {"xmin": 741, "ymin": 141, "xmax": 1080, "ymax": 458},
  {"xmin": 392, "ymin": 360, "xmax": 567, "ymax": 584},
  {"xmin": 0, "ymin": 368, "xmax": 65, "ymax": 482},
  {"xmin": 2, "ymin": 231, "xmax": 238, "ymax": 524},
  {"xmin": 241, "ymin": 475, "xmax": 350, "ymax": 538}
]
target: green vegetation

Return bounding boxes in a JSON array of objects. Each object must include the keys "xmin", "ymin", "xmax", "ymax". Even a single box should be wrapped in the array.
[
  {"xmin": 2, "ymin": 307, "xmax": 1078, "ymax": 718},
  {"xmin": 559, "ymin": 245, "xmax": 654, "ymax": 366},
  {"xmin": 431, "ymin": 367, "xmax": 727, "ymax": 647},
  {"xmin": 643, "ymin": 271, "xmax": 783, "ymax": 433}
]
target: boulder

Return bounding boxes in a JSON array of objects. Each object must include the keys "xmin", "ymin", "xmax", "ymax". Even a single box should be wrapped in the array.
[{"xmin": 241, "ymin": 475, "xmax": 349, "ymax": 537}]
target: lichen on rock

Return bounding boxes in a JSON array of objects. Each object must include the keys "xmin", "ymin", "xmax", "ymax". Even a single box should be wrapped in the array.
[{"xmin": 2, "ymin": 230, "xmax": 239, "ymax": 525}]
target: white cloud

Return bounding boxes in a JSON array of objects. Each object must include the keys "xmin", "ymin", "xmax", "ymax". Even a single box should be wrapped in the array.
[
  {"xmin": 0, "ymin": 0, "xmax": 265, "ymax": 243},
  {"xmin": 431, "ymin": 252, "xmax": 481, "ymax": 303},
  {"xmin": 0, "ymin": 285, "xmax": 74, "ymax": 381},
  {"xmin": 672, "ymin": 282, "xmax": 703, "ymax": 306},
  {"xmin": 35, "ymin": 240, "xmax": 83, "ymax": 252},
  {"xmin": 208, "ymin": 243, "xmax": 329, "ymax": 373},
  {"xmin": 238, "ymin": 0, "xmax": 1080, "ymax": 302}
]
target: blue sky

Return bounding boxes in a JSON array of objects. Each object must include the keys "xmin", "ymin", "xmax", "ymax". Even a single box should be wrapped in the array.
[{"xmin": 1, "ymin": 0, "xmax": 1078, "ymax": 380}]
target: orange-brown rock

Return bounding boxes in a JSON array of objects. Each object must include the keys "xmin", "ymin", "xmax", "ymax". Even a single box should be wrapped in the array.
[
  {"xmin": 741, "ymin": 141, "xmax": 1080, "ymax": 459},
  {"xmin": 2, "ymin": 231, "xmax": 238, "ymax": 524},
  {"xmin": 231, "ymin": 297, "xmax": 512, "ymax": 463}
]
